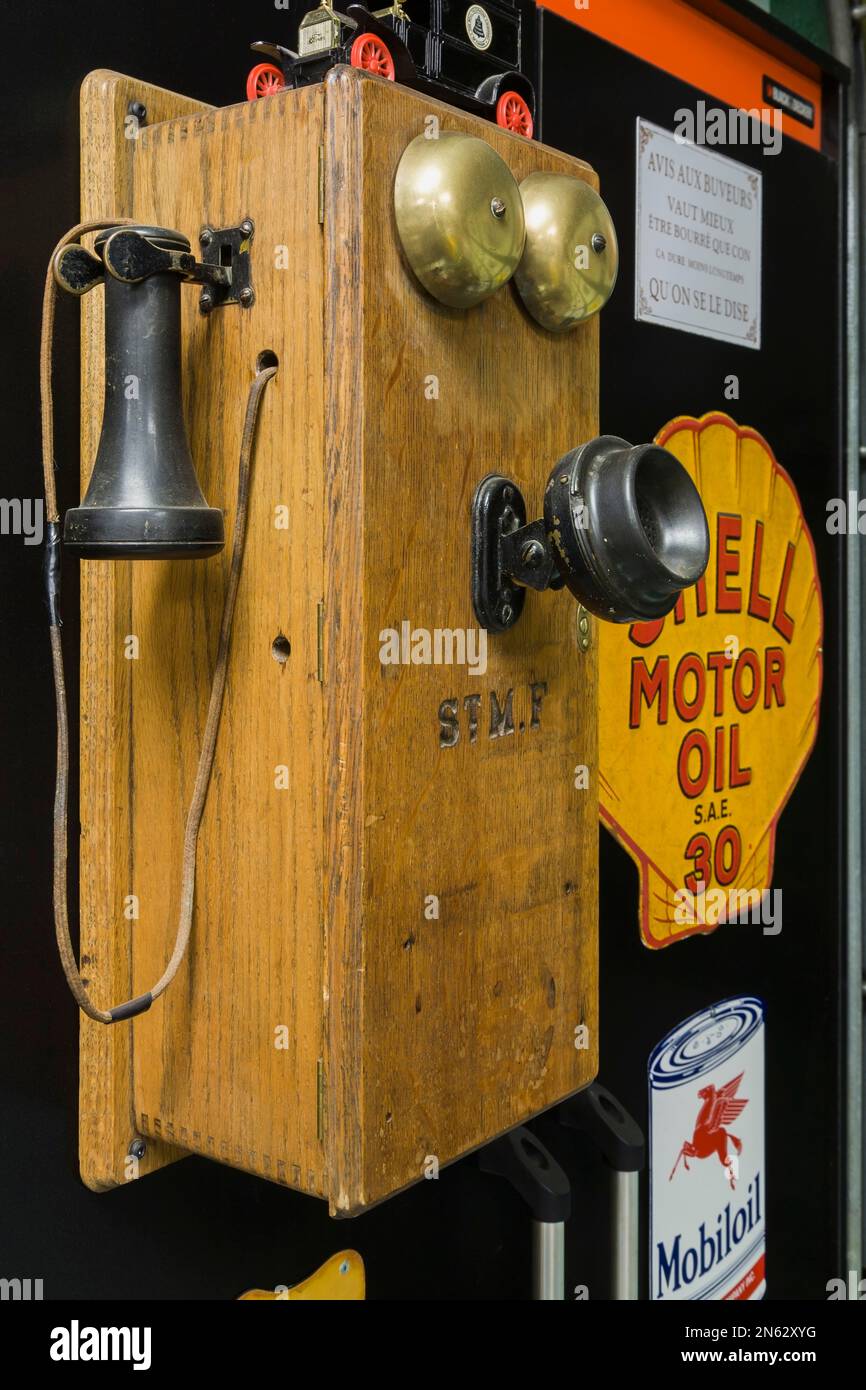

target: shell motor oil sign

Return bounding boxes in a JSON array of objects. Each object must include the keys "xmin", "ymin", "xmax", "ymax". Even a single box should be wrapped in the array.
[
  {"xmin": 599, "ymin": 412, "xmax": 822, "ymax": 948},
  {"xmin": 650, "ymin": 996, "xmax": 765, "ymax": 1300}
]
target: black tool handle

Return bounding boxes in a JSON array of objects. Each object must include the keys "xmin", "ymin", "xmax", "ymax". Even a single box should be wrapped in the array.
[
  {"xmin": 478, "ymin": 1126, "xmax": 571, "ymax": 1223},
  {"xmin": 559, "ymin": 1082, "xmax": 645, "ymax": 1174}
]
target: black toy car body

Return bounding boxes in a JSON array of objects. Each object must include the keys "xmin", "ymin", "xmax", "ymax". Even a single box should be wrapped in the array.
[{"xmin": 247, "ymin": 1, "xmax": 536, "ymax": 138}]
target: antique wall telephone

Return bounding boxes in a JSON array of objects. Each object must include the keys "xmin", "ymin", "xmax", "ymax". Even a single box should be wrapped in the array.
[{"xmin": 49, "ymin": 66, "xmax": 708, "ymax": 1212}]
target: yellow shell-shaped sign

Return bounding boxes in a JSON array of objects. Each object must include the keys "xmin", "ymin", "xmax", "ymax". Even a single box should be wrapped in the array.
[{"xmin": 599, "ymin": 412, "xmax": 823, "ymax": 948}]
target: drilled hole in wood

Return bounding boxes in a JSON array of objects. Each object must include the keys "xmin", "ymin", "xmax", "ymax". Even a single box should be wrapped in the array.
[
  {"xmin": 257, "ymin": 349, "xmax": 279, "ymax": 371},
  {"xmin": 271, "ymin": 634, "xmax": 291, "ymax": 664}
]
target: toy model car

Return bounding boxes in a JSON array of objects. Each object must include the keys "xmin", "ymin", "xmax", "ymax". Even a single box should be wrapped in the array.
[{"xmin": 246, "ymin": 1, "xmax": 536, "ymax": 138}]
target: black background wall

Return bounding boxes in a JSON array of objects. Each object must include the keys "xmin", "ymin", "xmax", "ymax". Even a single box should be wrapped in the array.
[
  {"xmin": 537, "ymin": 11, "xmax": 847, "ymax": 1299},
  {"xmin": 0, "ymin": 0, "xmax": 846, "ymax": 1300}
]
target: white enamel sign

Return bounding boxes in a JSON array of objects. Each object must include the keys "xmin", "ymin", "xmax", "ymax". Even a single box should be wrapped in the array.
[
  {"xmin": 649, "ymin": 996, "xmax": 766, "ymax": 1300},
  {"xmin": 635, "ymin": 119, "xmax": 762, "ymax": 348}
]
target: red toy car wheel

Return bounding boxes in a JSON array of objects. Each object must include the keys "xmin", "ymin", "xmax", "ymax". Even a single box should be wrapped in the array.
[
  {"xmin": 350, "ymin": 33, "xmax": 396, "ymax": 81},
  {"xmin": 495, "ymin": 91, "xmax": 534, "ymax": 139},
  {"xmin": 246, "ymin": 63, "xmax": 285, "ymax": 101}
]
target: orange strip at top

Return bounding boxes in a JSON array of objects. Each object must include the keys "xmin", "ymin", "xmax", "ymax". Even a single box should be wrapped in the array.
[{"xmin": 539, "ymin": 0, "xmax": 822, "ymax": 151}]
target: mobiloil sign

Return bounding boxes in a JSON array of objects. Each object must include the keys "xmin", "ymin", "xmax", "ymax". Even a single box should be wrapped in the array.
[{"xmin": 650, "ymin": 996, "xmax": 765, "ymax": 1300}]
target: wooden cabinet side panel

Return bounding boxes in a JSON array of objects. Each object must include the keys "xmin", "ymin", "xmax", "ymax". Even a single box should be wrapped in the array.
[
  {"xmin": 78, "ymin": 71, "xmax": 211, "ymax": 1191},
  {"xmin": 118, "ymin": 92, "xmax": 327, "ymax": 1195},
  {"xmin": 325, "ymin": 71, "xmax": 600, "ymax": 1211}
]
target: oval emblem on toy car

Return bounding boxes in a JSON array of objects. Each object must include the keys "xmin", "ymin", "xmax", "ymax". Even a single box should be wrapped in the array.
[{"xmin": 466, "ymin": 4, "xmax": 493, "ymax": 50}]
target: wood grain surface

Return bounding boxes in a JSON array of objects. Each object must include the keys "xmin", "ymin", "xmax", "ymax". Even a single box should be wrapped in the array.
[
  {"xmin": 78, "ymin": 67, "xmax": 600, "ymax": 1211},
  {"xmin": 127, "ymin": 87, "xmax": 327, "ymax": 1196},
  {"xmin": 323, "ymin": 69, "xmax": 599, "ymax": 1212},
  {"xmin": 79, "ymin": 70, "xmax": 211, "ymax": 1191}
]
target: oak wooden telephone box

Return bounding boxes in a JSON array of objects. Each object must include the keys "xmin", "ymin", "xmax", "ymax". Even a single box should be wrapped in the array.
[{"xmin": 71, "ymin": 65, "xmax": 704, "ymax": 1214}]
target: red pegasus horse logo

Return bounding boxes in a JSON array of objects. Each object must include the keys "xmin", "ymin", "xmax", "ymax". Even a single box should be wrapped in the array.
[{"xmin": 669, "ymin": 1072, "xmax": 748, "ymax": 1190}]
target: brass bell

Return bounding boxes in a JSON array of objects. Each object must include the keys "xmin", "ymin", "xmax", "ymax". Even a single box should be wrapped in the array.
[
  {"xmin": 394, "ymin": 132, "xmax": 525, "ymax": 308},
  {"xmin": 57, "ymin": 226, "xmax": 225, "ymax": 559},
  {"xmin": 514, "ymin": 173, "xmax": 619, "ymax": 332}
]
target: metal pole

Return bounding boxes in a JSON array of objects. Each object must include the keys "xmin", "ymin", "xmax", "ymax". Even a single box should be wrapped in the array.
[
  {"xmin": 532, "ymin": 1220, "xmax": 566, "ymax": 1300},
  {"xmin": 827, "ymin": 0, "xmax": 864, "ymax": 1285},
  {"xmin": 478, "ymin": 1127, "xmax": 571, "ymax": 1301},
  {"xmin": 611, "ymin": 1170, "xmax": 640, "ymax": 1300},
  {"xmin": 558, "ymin": 1083, "xmax": 645, "ymax": 1299}
]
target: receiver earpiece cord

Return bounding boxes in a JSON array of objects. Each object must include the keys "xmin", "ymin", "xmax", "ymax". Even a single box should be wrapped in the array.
[{"xmin": 42, "ymin": 221, "xmax": 277, "ymax": 1023}]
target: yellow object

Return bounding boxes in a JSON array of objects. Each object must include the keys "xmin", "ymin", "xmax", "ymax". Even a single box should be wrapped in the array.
[
  {"xmin": 239, "ymin": 1251, "xmax": 365, "ymax": 1300},
  {"xmin": 514, "ymin": 172, "xmax": 618, "ymax": 331},
  {"xmin": 598, "ymin": 412, "xmax": 822, "ymax": 948},
  {"xmin": 393, "ymin": 131, "xmax": 525, "ymax": 307}
]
